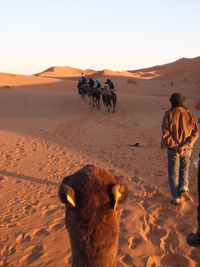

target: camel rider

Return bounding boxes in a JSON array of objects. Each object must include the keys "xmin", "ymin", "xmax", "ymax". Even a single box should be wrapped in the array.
[
  {"xmin": 103, "ymin": 83, "xmax": 110, "ymax": 96},
  {"xmin": 105, "ymin": 78, "xmax": 115, "ymax": 94},
  {"xmin": 80, "ymin": 73, "xmax": 87, "ymax": 85},
  {"xmin": 96, "ymin": 79, "xmax": 101, "ymax": 89},
  {"xmin": 88, "ymin": 78, "xmax": 95, "ymax": 89}
]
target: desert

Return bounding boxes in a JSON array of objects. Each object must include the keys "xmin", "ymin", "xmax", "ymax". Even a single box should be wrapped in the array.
[{"xmin": 0, "ymin": 56, "xmax": 200, "ymax": 267}]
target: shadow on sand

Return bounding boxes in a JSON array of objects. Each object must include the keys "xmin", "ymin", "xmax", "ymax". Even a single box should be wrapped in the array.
[{"xmin": 0, "ymin": 169, "xmax": 59, "ymax": 187}]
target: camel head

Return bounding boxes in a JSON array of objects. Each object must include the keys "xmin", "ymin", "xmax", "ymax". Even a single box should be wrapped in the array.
[{"xmin": 59, "ymin": 164, "xmax": 126, "ymax": 267}]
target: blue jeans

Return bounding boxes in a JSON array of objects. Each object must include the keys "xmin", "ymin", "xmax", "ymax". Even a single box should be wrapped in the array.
[{"xmin": 167, "ymin": 149, "xmax": 192, "ymax": 199}]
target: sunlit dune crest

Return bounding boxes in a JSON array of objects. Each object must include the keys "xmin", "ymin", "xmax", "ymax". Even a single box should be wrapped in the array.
[
  {"xmin": 33, "ymin": 56, "xmax": 200, "ymax": 82},
  {"xmin": 129, "ymin": 56, "xmax": 200, "ymax": 81},
  {"xmin": 0, "ymin": 72, "xmax": 59, "ymax": 87},
  {"xmin": 36, "ymin": 66, "xmax": 97, "ymax": 78}
]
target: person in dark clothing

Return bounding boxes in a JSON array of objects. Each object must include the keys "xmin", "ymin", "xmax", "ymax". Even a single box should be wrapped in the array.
[
  {"xmin": 88, "ymin": 78, "xmax": 95, "ymax": 89},
  {"xmin": 105, "ymin": 78, "xmax": 114, "ymax": 91},
  {"xmin": 81, "ymin": 73, "xmax": 87, "ymax": 85},
  {"xmin": 161, "ymin": 93, "xmax": 199, "ymax": 205},
  {"xmin": 96, "ymin": 79, "xmax": 101, "ymax": 88}
]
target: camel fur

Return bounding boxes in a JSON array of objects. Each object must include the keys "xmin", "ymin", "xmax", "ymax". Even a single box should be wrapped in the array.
[{"xmin": 59, "ymin": 164, "xmax": 126, "ymax": 267}]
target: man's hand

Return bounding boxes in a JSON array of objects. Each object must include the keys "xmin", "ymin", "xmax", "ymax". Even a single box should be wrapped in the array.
[{"xmin": 178, "ymin": 146, "xmax": 186, "ymax": 155}]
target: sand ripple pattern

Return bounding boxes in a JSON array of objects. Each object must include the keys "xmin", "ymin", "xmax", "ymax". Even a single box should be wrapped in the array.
[{"xmin": 0, "ymin": 87, "xmax": 200, "ymax": 266}]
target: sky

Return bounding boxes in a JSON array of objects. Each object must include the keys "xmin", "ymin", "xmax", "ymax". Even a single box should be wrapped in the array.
[{"xmin": 0, "ymin": 0, "xmax": 200, "ymax": 75}]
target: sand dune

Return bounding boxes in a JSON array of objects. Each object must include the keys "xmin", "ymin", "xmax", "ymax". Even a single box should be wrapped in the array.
[
  {"xmin": 129, "ymin": 56, "xmax": 200, "ymax": 81},
  {"xmin": 35, "ymin": 56, "xmax": 200, "ymax": 82},
  {"xmin": 36, "ymin": 67, "xmax": 137, "ymax": 79},
  {"xmin": 0, "ymin": 72, "xmax": 62, "ymax": 88},
  {"xmin": 0, "ymin": 58, "xmax": 200, "ymax": 267},
  {"xmin": 36, "ymin": 66, "xmax": 97, "ymax": 78}
]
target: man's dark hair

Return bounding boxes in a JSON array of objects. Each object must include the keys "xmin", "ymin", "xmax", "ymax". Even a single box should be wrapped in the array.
[{"xmin": 170, "ymin": 93, "xmax": 185, "ymax": 107}]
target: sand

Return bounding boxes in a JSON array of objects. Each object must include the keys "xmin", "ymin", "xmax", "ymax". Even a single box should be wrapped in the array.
[{"xmin": 0, "ymin": 57, "xmax": 200, "ymax": 267}]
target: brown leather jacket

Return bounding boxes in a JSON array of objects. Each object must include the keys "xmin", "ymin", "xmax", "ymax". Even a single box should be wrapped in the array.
[{"xmin": 161, "ymin": 106, "xmax": 199, "ymax": 151}]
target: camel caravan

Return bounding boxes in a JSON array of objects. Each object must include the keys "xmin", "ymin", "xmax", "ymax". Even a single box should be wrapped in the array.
[
  {"xmin": 77, "ymin": 74, "xmax": 117, "ymax": 113},
  {"xmin": 59, "ymin": 165, "xmax": 126, "ymax": 267}
]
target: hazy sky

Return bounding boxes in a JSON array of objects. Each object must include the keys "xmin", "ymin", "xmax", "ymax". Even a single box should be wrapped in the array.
[{"xmin": 0, "ymin": 0, "xmax": 200, "ymax": 75}]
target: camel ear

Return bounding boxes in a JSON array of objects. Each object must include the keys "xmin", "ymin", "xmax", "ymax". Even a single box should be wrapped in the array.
[
  {"xmin": 62, "ymin": 184, "xmax": 76, "ymax": 207},
  {"xmin": 111, "ymin": 184, "xmax": 125, "ymax": 210}
]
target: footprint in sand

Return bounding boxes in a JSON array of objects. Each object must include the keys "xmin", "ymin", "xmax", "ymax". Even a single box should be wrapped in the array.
[
  {"xmin": 0, "ymin": 150, "xmax": 13, "ymax": 166},
  {"xmin": 148, "ymin": 189, "xmax": 165, "ymax": 199},
  {"xmin": 160, "ymin": 228, "xmax": 179, "ymax": 254},
  {"xmin": 15, "ymin": 139, "xmax": 27, "ymax": 159},
  {"xmin": 131, "ymin": 175, "xmax": 140, "ymax": 183},
  {"xmin": 16, "ymin": 232, "xmax": 31, "ymax": 243},
  {"xmin": 139, "ymin": 199, "xmax": 151, "ymax": 210},
  {"xmin": 146, "ymin": 256, "xmax": 160, "ymax": 267},
  {"xmin": 1, "ymin": 243, "xmax": 16, "ymax": 257},
  {"xmin": 120, "ymin": 254, "xmax": 135, "ymax": 266},
  {"xmin": 147, "ymin": 222, "xmax": 167, "ymax": 246},
  {"xmin": 121, "ymin": 209, "xmax": 132, "ymax": 219},
  {"xmin": 48, "ymin": 220, "xmax": 65, "ymax": 232},
  {"xmin": 129, "ymin": 235, "xmax": 145, "ymax": 249},
  {"xmin": 28, "ymin": 136, "xmax": 38, "ymax": 152},
  {"xmin": 8, "ymin": 198, "xmax": 20, "ymax": 206},
  {"xmin": 22, "ymin": 204, "xmax": 34, "ymax": 215},
  {"xmin": 19, "ymin": 245, "xmax": 44, "ymax": 265},
  {"xmin": 153, "ymin": 216, "xmax": 166, "ymax": 228},
  {"xmin": 41, "ymin": 204, "xmax": 59, "ymax": 216},
  {"xmin": 32, "ymin": 228, "xmax": 49, "ymax": 237},
  {"xmin": 160, "ymin": 252, "xmax": 191, "ymax": 267},
  {"xmin": 138, "ymin": 206, "xmax": 170, "ymax": 248},
  {"xmin": 118, "ymin": 227, "xmax": 130, "ymax": 247},
  {"xmin": 2, "ymin": 214, "xmax": 12, "ymax": 224},
  {"xmin": 142, "ymin": 184, "xmax": 155, "ymax": 194},
  {"xmin": 4, "ymin": 221, "xmax": 18, "ymax": 228}
]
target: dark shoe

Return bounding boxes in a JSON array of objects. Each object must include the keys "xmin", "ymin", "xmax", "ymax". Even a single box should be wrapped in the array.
[
  {"xmin": 187, "ymin": 232, "xmax": 200, "ymax": 246},
  {"xmin": 171, "ymin": 197, "xmax": 183, "ymax": 205}
]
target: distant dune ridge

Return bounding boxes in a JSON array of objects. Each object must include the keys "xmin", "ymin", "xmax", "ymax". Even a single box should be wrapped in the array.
[
  {"xmin": 33, "ymin": 56, "xmax": 200, "ymax": 82},
  {"xmin": 0, "ymin": 56, "xmax": 200, "ymax": 267},
  {"xmin": 0, "ymin": 56, "xmax": 199, "ymax": 85},
  {"xmin": 35, "ymin": 66, "xmax": 97, "ymax": 78}
]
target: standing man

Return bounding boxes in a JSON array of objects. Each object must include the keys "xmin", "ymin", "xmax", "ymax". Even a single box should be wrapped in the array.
[{"xmin": 161, "ymin": 93, "xmax": 199, "ymax": 205}]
